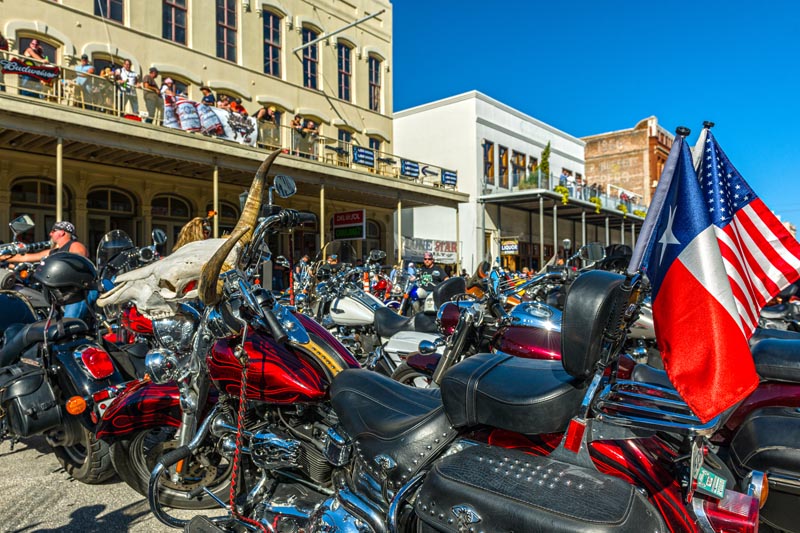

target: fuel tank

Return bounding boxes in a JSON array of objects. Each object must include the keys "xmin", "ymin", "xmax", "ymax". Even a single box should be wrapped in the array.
[
  {"xmin": 329, "ymin": 288, "xmax": 384, "ymax": 327},
  {"xmin": 492, "ymin": 301, "xmax": 562, "ymax": 360}
]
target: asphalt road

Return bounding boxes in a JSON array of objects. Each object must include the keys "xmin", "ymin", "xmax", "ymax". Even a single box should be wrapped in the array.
[{"xmin": 0, "ymin": 436, "xmax": 220, "ymax": 532}]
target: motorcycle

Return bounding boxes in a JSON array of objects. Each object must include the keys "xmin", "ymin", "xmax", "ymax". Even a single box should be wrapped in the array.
[
  {"xmin": 0, "ymin": 215, "xmax": 54, "ymax": 333},
  {"xmin": 156, "ymin": 262, "xmax": 760, "ymax": 532},
  {"xmin": 95, "ymin": 151, "xmax": 358, "ymax": 508},
  {"xmin": 0, "ymin": 252, "xmax": 125, "ymax": 483}
]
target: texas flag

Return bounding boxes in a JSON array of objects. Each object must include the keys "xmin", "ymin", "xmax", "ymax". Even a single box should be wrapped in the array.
[{"xmin": 631, "ymin": 128, "xmax": 800, "ymax": 423}]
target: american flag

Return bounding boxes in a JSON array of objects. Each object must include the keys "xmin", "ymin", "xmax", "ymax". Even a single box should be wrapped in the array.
[
  {"xmin": 697, "ymin": 131, "xmax": 800, "ymax": 337},
  {"xmin": 633, "ymin": 128, "xmax": 800, "ymax": 422}
]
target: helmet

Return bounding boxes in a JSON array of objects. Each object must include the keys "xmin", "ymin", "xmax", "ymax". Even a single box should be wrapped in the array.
[
  {"xmin": 34, "ymin": 254, "xmax": 97, "ymax": 305},
  {"xmin": 96, "ymin": 229, "xmax": 134, "ymax": 270}
]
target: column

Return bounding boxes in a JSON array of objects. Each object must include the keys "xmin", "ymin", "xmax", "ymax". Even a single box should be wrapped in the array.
[
  {"xmin": 581, "ymin": 210, "xmax": 586, "ymax": 247},
  {"xmin": 605, "ymin": 216, "xmax": 610, "ymax": 246},
  {"xmin": 212, "ymin": 164, "xmax": 219, "ymax": 238},
  {"xmin": 397, "ymin": 196, "xmax": 402, "ymax": 265},
  {"xmin": 320, "ymin": 184, "xmax": 326, "ymax": 252},
  {"xmin": 56, "ymin": 137, "xmax": 63, "ymax": 220},
  {"xmin": 539, "ymin": 196, "xmax": 544, "ymax": 270}
]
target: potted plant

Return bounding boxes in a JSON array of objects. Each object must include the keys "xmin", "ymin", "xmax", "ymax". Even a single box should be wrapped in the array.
[
  {"xmin": 554, "ymin": 185, "xmax": 569, "ymax": 204},
  {"xmin": 590, "ymin": 196, "xmax": 602, "ymax": 213}
]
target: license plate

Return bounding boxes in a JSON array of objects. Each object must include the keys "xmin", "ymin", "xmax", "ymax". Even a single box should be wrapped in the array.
[{"xmin": 694, "ymin": 466, "xmax": 727, "ymax": 499}]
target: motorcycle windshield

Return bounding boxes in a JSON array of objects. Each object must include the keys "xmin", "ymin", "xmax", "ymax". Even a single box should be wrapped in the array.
[{"xmin": 96, "ymin": 230, "xmax": 134, "ymax": 270}]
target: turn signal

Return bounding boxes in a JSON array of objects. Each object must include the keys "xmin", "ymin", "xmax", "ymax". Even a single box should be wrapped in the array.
[
  {"xmin": 66, "ymin": 396, "xmax": 87, "ymax": 415},
  {"xmin": 745, "ymin": 470, "xmax": 769, "ymax": 509},
  {"xmin": 77, "ymin": 346, "xmax": 115, "ymax": 379}
]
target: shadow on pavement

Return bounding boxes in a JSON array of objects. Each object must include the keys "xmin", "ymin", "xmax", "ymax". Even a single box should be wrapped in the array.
[{"xmin": 12, "ymin": 501, "xmax": 154, "ymax": 533}]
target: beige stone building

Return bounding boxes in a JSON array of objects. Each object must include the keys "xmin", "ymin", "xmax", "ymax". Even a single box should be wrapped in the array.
[
  {"xmin": 0, "ymin": 0, "xmax": 465, "ymax": 264},
  {"xmin": 582, "ymin": 116, "xmax": 673, "ymax": 207}
]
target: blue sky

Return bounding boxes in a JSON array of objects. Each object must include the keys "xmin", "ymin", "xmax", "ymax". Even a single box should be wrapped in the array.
[{"xmin": 393, "ymin": 1, "xmax": 800, "ymax": 224}]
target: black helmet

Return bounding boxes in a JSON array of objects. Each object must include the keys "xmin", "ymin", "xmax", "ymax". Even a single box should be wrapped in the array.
[
  {"xmin": 96, "ymin": 229, "xmax": 134, "ymax": 270},
  {"xmin": 34, "ymin": 254, "xmax": 97, "ymax": 305}
]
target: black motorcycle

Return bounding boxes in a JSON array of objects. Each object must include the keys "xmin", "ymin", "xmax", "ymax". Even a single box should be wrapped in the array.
[{"xmin": 0, "ymin": 253, "xmax": 125, "ymax": 483}]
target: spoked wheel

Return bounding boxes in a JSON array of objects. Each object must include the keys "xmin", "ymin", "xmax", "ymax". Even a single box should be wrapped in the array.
[
  {"xmin": 51, "ymin": 420, "xmax": 115, "ymax": 484},
  {"xmin": 111, "ymin": 426, "xmax": 233, "ymax": 509},
  {"xmin": 391, "ymin": 362, "xmax": 433, "ymax": 388}
]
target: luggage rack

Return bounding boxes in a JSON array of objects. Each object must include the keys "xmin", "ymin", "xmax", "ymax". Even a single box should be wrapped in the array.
[{"xmin": 593, "ymin": 380, "xmax": 722, "ymax": 437}]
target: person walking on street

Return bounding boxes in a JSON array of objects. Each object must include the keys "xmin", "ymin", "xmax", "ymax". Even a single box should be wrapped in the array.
[{"xmin": 416, "ymin": 252, "xmax": 448, "ymax": 291}]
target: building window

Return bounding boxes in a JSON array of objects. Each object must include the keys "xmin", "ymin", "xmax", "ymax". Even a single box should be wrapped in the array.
[
  {"xmin": 17, "ymin": 37, "xmax": 58, "ymax": 64},
  {"xmin": 511, "ymin": 151, "xmax": 526, "ymax": 187},
  {"xmin": 216, "ymin": 0, "xmax": 237, "ymax": 62},
  {"xmin": 483, "ymin": 141, "xmax": 495, "ymax": 185},
  {"xmin": 337, "ymin": 43, "xmax": 352, "ymax": 101},
  {"xmin": 302, "ymin": 27, "xmax": 319, "ymax": 89},
  {"xmin": 206, "ymin": 201, "xmax": 239, "ymax": 235},
  {"xmin": 338, "ymin": 129, "xmax": 351, "ymax": 146},
  {"xmin": 95, "ymin": 0, "xmax": 123, "ymax": 22},
  {"xmin": 151, "ymin": 195, "xmax": 190, "ymax": 218},
  {"xmin": 262, "ymin": 10, "xmax": 281, "ymax": 77},
  {"xmin": 369, "ymin": 137, "xmax": 381, "ymax": 153},
  {"xmin": 499, "ymin": 146, "xmax": 509, "ymax": 188},
  {"xmin": 528, "ymin": 156, "xmax": 538, "ymax": 175},
  {"xmin": 163, "ymin": 0, "xmax": 187, "ymax": 44},
  {"xmin": 368, "ymin": 55, "xmax": 381, "ymax": 112}
]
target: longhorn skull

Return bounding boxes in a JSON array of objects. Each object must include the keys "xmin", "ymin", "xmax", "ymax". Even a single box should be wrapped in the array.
[{"xmin": 96, "ymin": 150, "xmax": 281, "ymax": 319}]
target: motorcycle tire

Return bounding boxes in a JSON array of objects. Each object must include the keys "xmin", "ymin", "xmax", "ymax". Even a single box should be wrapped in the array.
[
  {"xmin": 51, "ymin": 424, "xmax": 115, "ymax": 484},
  {"xmin": 391, "ymin": 362, "xmax": 432, "ymax": 388},
  {"xmin": 111, "ymin": 426, "xmax": 233, "ymax": 509}
]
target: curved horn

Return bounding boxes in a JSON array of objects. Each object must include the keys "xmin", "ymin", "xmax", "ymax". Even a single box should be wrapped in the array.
[{"xmin": 198, "ymin": 149, "xmax": 281, "ymax": 305}]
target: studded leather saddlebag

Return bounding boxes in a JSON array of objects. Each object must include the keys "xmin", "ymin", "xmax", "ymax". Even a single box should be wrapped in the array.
[
  {"xmin": 416, "ymin": 444, "xmax": 665, "ymax": 532},
  {"xmin": 0, "ymin": 362, "xmax": 61, "ymax": 437}
]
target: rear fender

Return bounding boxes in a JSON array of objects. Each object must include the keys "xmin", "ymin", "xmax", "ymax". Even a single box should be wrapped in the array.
[{"xmin": 95, "ymin": 379, "xmax": 181, "ymax": 441}]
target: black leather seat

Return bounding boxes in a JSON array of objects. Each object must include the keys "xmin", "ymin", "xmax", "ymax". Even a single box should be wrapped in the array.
[
  {"xmin": 631, "ymin": 364, "xmax": 674, "ymax": 389},
  {"xmin": 441, "ymin": 353, "xmax": 587, "ymax": 435},
  {"xmin": 751, "ymin": 338, "xmax": 800, "ymax": 383},
  {"xmin": 750, "ymin": 327, "xmax": 800, "ymax": 345},
  {"xmin": 330, "ymin": 369, "xmax": 457, "ymax": 487},
  {"xmin": 373, "ymin": 307, "xmax": 437, "ymax": 338},
  {"xmin": 0, "ymin": 318, "xmax": 89, "ymax": 366}
]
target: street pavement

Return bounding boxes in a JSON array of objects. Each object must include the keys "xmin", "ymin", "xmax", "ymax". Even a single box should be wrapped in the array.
[{"xmin": 0, "ymin": 436, "xmax": 221, "ymax": 532}]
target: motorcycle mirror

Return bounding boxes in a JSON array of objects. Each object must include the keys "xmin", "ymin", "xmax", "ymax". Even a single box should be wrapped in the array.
[
  {"xmin": 9, "ymin": 214, "xmax": 34, "ymax": 237},
  {"xmin": 581, "ymin": 242, "xmax": 606, "ymax": 263},
  {"xmin": 274, "ymin": 255, "xmax": 290, "ymax": 268},
  {"xmin": 272, "ymin": 175, "xmax": 297, "ymax": 199},
  {"xmin": 151, "ymin": 228, "xmax": 168, "ymax": 246},
  {"xmin": 562, "ymin": 238, "xmax": 572, "ymax": 252},
  {"xmin": 418, "ymin": 340, "xmax": 437, "ymax": 355},
  {"xmin": 368, "ymin": 249, "xmax": 386, "ymax": 263}
]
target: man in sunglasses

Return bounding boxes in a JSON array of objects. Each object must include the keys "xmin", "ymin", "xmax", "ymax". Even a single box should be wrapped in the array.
[{"xmin": 417, "ymin": 252, "xmax": 448, "ymax": 291}]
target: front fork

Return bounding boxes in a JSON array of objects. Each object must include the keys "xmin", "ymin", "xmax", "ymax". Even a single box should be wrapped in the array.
[{"xmin": 171, "ymin": 372, "xmax": 211, "ymax": 481}]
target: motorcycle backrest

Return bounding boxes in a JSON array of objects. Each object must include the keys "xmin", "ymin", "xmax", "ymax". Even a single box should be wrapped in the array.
[
  {"xmin": 432, "ymin": 276, "xmax": 467, "ymax": 310},
  {"xmin": 560, "ymin": 270, "xmax": 627, "ymax": 380}
]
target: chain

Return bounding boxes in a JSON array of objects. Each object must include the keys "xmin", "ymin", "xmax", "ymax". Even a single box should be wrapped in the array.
[{"xmin": 228, "ymin": 344, "xmax": 271, "ymax": 533}]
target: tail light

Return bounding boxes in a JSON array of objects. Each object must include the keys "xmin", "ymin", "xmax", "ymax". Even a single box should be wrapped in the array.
[
  {"xmin": 75, "ymin": 345, "xmax": 116, "ymax": 379},
  {"xmin": 694, "ymin": 491, "xmax": 759, "ymax": 533}
]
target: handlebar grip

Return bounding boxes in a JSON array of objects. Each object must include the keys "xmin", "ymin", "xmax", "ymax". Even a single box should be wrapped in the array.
[
  {"xmin": 24, "ymin": 241, "xmax": 52, "ymax": 254},
  {"xmin": 262, "ymin": 307, "xmax": 289, "ymax": 344},
  {"xmin": 158, "ymin": 445, "xmax": 192, "ymax": 468},
  {"xmin": 490, "ymin": 300, "xmax": 506, "ymax": 319},
  {"xmin": 295, "ymin": 211, "xmax": 316, "ymax": 225}
]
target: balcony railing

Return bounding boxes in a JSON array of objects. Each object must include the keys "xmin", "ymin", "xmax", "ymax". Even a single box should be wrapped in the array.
[{"xmin": 0, "ymin": 51, "xmax": 459, "ymax": 190}]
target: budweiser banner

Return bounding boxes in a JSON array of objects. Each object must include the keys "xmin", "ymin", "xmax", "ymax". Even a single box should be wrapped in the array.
[
  {"xmin": 164, "ymin": 98, "xmax": 257, "ymax": 147},
  {"xmin": 0, "ymin": 58, "xmax": 60, "ymax": 83}
]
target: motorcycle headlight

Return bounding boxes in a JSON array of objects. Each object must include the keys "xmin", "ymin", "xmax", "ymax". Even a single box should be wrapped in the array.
[
  {"xmin": 152, "ymin": 315, "xmax": 197, "ymax": 353},
  {"xmin": 145, "ymin": 349, "xmax": 180, "ymax": 384}
]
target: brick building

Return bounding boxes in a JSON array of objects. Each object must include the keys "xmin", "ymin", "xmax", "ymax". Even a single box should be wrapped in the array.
[{"xmin": 582, "ymin": 116, "xmax": 673, "ymax": 207}]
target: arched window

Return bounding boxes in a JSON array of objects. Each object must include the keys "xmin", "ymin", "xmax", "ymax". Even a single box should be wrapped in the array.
[
  {"xmin": 302, "ymin": 26, "xmax": 319, "ymax": 90},
  {"xmin": 368, "ymin": 54, "xmax": 382, "ymax": 112},
  {"xmin": 205, "ymin": 200, "xmax": 239, "ymax": 235},
  {"xmin": 87, "ymin": 187, "xmax": 138, "ymax": 254},
  {"xmin": 10, "ymin": 178, "xmax": 73, "ymax": 243},
  {"xmin": 263, "ymin": 9, "xmax": 282, "ymax": 77},
  {"xmin": 365, "ymin": 219, "xmax": 382, "ymax": 255},
  {"xmin": 152, "ymin": 194, "xmax": 192, "ymax": 251},
  {"xmin": 16, "ymin": 37, "xmax": 58, "ymax": 64},
  {"xmin": 337, "ymin": 41, "xmax": 353, "ymax": 101}
]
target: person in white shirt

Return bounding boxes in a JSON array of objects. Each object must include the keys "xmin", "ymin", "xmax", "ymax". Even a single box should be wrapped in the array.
[{"xmin": 115, "ymin": 58, "xmax": 140, "ymax": 115}]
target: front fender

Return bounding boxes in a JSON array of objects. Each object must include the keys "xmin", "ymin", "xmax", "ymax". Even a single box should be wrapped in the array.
[{"xmin": 95, "ymin": 379, "xmax": 181, "ymax": 441}]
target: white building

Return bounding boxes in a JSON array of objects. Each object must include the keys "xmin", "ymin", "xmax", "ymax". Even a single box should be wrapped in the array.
[{"xmin": 396, "ymin": 91, "xmax": 633, "ymax": 273}]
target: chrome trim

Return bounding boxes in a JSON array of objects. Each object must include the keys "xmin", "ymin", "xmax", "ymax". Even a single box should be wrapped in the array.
[
  {"xmin": 745, "ymin": 470, "xmax": 768, "ymax": 508},
  {"xmin": 338, "ymin": 487, "xmax": 386, "ymax": 533},
  {"xmin": 387, "ymin": 473, "xmax": 424, "ymax": 533},
  {"xmin": 765, "ymin": 470, "xmax": 800, "ymax": 490},
  {"xmin": 593, "ymin": 380, "xmax": 721, "ymax": 436},
  {"xmin": 691, "ymin": 498, "xmax": 715, "ymax": 533}
]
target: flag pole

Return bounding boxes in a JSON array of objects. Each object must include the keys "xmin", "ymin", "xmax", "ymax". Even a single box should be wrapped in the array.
[
  {"xmin": 691, "ymin": 121, "xmax": 714, "ymax": 172},
  {"xmin": 627, "ymin": 127, "xmax": 690, "ymax": 275}
]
